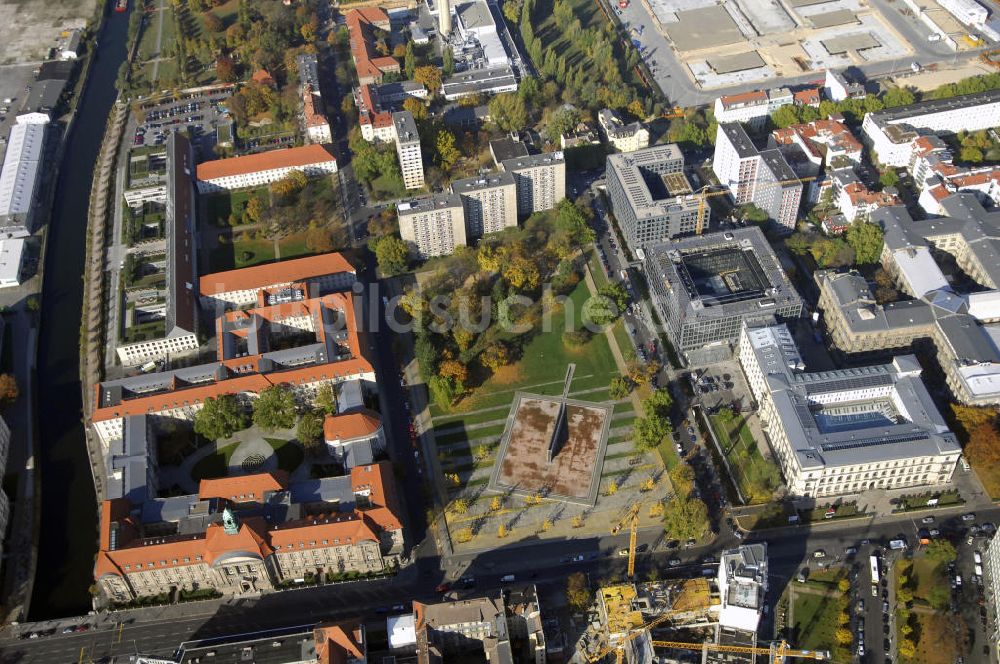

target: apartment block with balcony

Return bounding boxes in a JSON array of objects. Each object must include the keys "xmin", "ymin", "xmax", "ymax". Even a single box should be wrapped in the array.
[
  {"xmin": 713, "ymin": 123, "xmax": 802, "ymax": 234},
  {"xmin": 451, "ymin": 171, "xmax": 518, "ymax": 238},
  {"xmin": 501, "ymin": 152, "xmax": 566, "ymax": 217},
  {"xmin": 398, "ymin": 193, "xmax": 467, "ymax": 258}
]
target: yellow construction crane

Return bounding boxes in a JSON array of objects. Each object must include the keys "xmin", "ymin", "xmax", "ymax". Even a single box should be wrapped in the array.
[
  {"xmin": 586, "ymin": 607, "xmax": 690, "ymax": 663},
  {"xmin": 652, "ymin": 640, "xmax": 831, "ymax": 662},
  {"xmin": 610, "ymin": 501, "xmax": 644, "ymax": 579}
]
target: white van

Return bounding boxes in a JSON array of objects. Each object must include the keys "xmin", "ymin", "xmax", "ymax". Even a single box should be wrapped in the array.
[{"xmin": 500, "ymin": 574, "xmax": 515, "ymax": 583}]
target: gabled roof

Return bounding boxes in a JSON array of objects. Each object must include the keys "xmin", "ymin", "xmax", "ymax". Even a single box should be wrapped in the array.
[
  {"xmin": 199, "ymin": 471, "xmax": 288, "ymax": 502},
  {"xmin": 314, "ymin": 623, "xmax": 366, "ymax": 664},
  {"xmin": 324, "ymin": 409, "xmax": 381, "ymax": 442},
  {"xmin": 199, "ymin": 251, "xmax": 354, "ymax": 296},
  {"xmin": 196, "ymin": 144, "xmax": 336, "ymax": 182}
]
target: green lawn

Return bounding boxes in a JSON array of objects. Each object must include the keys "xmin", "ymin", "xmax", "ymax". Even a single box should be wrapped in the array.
[
  {"xmin": 435, "ymin": 423, "xmax": 507, "ymax": 447},
  {"xmin": 789, "ymin": 590, "xmax": 850, "ymax": 661},
  {"xmin": 277, "ymin": 232, "xmax": 312, "ymax": 260},
  {"xmin": 190, "ymin": 442, "xmax": 239, "ymax": 481},
  {"xmin": 138, "ymin": 4, "xmax": 175, "ymax": 61},
  {"xmin": 265, "ymin": 438, "xmax": 305, "ymax": 472},
  {"xmin": 190, "ymin": 438, "xmax": 304, "ymax": 481},
  {"xmin": 612, "ymin": 319, "xmax": 633, "ymax": 360},
  {"xmin": 369, "ymin": 173, "xmax": 409, "ymax": 201},
  {"xmin": 204, "ymin": 187, "xmax": 269, "ymax": 227},
  {"xmin": 207, "ymin": 237, "xmax": 277, "ymax": 272},
  {"xmin": 708, "ymin": 409, "xmax": 782, "ymax": 504},
  {"xmin": 437, "ymin": 280, "xmax": 619, "ymax": 416}
]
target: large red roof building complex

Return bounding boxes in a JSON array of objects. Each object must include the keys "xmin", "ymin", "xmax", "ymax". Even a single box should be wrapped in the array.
[
  {"xmin": 96, "ymin": 463, "xmax": 403, "ymax": 604},
  {"xmin": 92, "ymin": 252, "xmax": 370, "ymax": 448}
]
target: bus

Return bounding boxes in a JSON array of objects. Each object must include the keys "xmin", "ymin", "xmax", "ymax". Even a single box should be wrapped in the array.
[{"xmin": 869, "ymin": 554, "xmax": 880, "ymax": 586}]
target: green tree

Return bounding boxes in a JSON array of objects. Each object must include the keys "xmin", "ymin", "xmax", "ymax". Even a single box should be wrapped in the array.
[
  {"xmin": 428, "ymin": 374, "xmax": 462, "ymax": 407},
  {"xmin": 443, "ymin": 46, "xmax": 455, "ymax": 77},
  {"xmin": 598, "ymin": 283, "xmax": 629, "ymax": 316},
  {"xmin": 642, "ymin": 389, "xmax": 673, "ymax": 421},
  {"xmin": 926, "ymin": 539, "xmax": 958, "ymax": 565},
  {"xmin": 883, "ymin": 86, "xmax": 916, "ymax": 108},
  {"xmin": 488, "ymin": 92, "xmax": 528, "ymax": 132},
  {"xmin": 960, "ymin": 146, "xmax": 984, "ymax": 163},
  {"xmin": 373, "ymin": 235, "xmax": 409, "ymax": 275},
  {"xmin": 609, "ymin": 376, "xmax": 632, "ymax": 400},
  {"xmin": 737, "ymin": 203, "xmax": 769, "ymax": 224},
  {"xmin": 662, "ymin": 496, "xmax": 708, "ymax": 542},
  {"xmin": 503, "ymin": 0, "xmax": 523, "ymax": 23},
  {"xmin": 770, "ymin": 105, "xmax": 802, "ymax": 128},
  {"xmin": 296, "ymin": 409, "xmax": 325, "ymax": 449},
  {"xmin": 845, "ymin": 221, "xmax": 884, "ymax": 264},
  {"xmin": 545, "ymin": 106, "xmax": 580, "ymax": 142},
  {"xmin": 879, "ymin": 169, "xmax": 900, "ymax": 189},
  {"xmin": 404, "ymin": 41, "xmax": 416, "ymax": 80},
  {"xmin": 414, "ymin": 66, "xmax": 442, "ymax": 94},
  {"xmin": 434, "ymin": 129, "xmax": 461, "ymax": 172},
  {"xmin": 194, "ymin": 395, "xmax": 248, "ymax": 440},
  {"xmin": 315, "ymin": 383, "xmax": 337, "ymax": 415},
  {"xmin": 634, "ymin": 415, "xmax": 671, "ymax": 450},
  {"xmin": 253, "ymin": 385, "xmax": 298, "ymax": 431}
]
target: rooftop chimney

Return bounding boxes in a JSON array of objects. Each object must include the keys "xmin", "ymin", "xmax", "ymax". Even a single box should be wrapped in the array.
[{"xmin": 439, "ymin": 0, "xmax": 452, "ymax": 37}]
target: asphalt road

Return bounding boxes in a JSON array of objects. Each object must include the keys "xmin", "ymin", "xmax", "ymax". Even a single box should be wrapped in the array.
[{"xmin": 4, "ymin": 497, "xmax": 995, "ymax": 663}]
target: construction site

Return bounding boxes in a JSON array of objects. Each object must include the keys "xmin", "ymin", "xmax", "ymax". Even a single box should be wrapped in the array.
[
  {"xmin": 638, "ymin": 0, "xmax": 914, "ymax": 88},
  {"xmin": 575, "ymin": 544, "xmax": 833, "ymax": 664}
]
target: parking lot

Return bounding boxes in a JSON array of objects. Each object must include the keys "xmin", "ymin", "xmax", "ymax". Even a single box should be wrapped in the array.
[{"xmin": 134, "ymin": 93, "xmax": 232, "ymax": 158}]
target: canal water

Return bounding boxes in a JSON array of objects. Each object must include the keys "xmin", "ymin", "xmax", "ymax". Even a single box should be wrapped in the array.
[{"xmin": 29, "ymin": 4, "xmax": 131, "ymax": 620}]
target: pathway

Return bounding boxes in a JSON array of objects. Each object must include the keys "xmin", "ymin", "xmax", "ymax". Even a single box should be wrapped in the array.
[
  {"xmin": 158, "ymin": 428, "xmax": 310, "ymax": 494},
  {"xmin": 150, "ymin": 0, "xmax": 167, "ymax": 82}
]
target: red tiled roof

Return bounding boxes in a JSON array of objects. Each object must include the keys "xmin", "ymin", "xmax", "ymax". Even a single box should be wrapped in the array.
[
  {"xmin": 93, "ymin": 289, "xmax": 370, "ymax": 424},
  {"xmin": 199, "ymin": 471, "xmax": 288, "ymax": 502},
  {"xmin": 324, "ymin": 409, "xmax": 381, "ymax": 442},
  {"xmin": 95, "ymin": 462, "xmax": 404, "ymax": 582},
  {"xmin": 719, "ymin": 90, "xmax": 767, "ymax": 107},
  {"xmin": 200, "ymin": 251, "xmax": 354, "ymax": 296},
  {"xmin": 346, "ymin": 8, "xmax": 399, "ymax": 83},
  {"xmin": 196, "ymin": 144, "xmax": 336, "ymax": 182},
  {"xmin": 314, "ymin": 623, "xmax": 366, "ymax": 664},
  {"xmin": 793, "ymin": 88, "xmax": 821, "ymax": 106},
  {"xmin": 303, "ymin": 87, "xmax": 329, "ymax": 128}
]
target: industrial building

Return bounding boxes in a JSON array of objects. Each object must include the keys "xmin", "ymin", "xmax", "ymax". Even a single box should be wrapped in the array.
[
  {"xmin": 644, "ymin": 227, "xmax": 803, "ymax": 365},
  {"xmin": 738, "ymin": 321, "xmax": 961, "ymax": 497},
  {"xmin": 605, "ymin": 144, "xmax": 707, "ymax": 253},
  {"xmin": 0, "ymin": 113, "xmax": 49, "ymax": 238}
]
